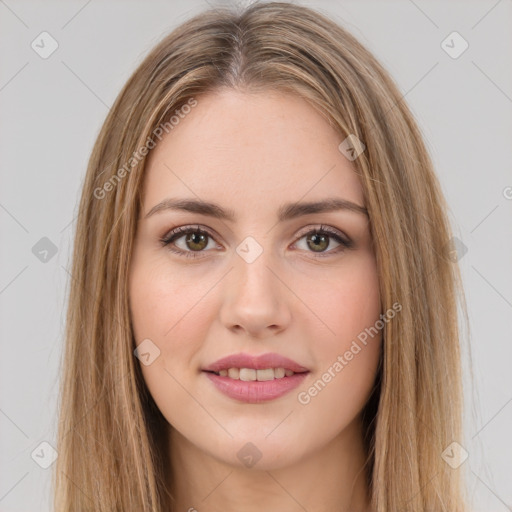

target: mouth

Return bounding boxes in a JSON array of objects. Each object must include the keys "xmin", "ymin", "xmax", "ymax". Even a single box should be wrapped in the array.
[
  {"xmin": 201, "ymin": 352, "xmax": 310, "ymax": 403},
  {"xmin": 202, "ymin": 369, "xmax": 310, "ymax": 403},
  {"xmin": 203, "ymin": 367, "xmax": 308, "ymax": 381},
  {"xmin": 202, "ymin": 351, "xmax": 310, "ymax": 374}
]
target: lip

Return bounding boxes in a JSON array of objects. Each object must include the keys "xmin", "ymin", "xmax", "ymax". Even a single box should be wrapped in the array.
[
  {"xmin": 204, "ymin": 371, "xmax": 309, "ymax": 403},
  {"xmin": 202, "ymin": 352, "xmax": 310, "ymax": 404},
  {"xmin": 202, "ymin": 352, "xmax": 310, "ymax": 373}
]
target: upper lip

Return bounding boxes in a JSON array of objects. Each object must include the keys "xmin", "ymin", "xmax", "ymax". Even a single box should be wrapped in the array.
[{"xmin": 202, "ymin": 352, "xmax": 310, "ymax": 373}]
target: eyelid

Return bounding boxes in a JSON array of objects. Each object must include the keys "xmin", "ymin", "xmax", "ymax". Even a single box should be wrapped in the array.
[
  {"xmin": 161, "ymin": 224, "xmax": 219, "ymax": 246},
  {"xmin": 293, "ymin": 224, "xmax": 350, "ymax": 245}
]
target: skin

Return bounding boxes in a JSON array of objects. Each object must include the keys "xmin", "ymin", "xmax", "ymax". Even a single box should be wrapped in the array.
[{"xmin": 129, "ymin": 88, "xmax": 382, "ymax": 512}]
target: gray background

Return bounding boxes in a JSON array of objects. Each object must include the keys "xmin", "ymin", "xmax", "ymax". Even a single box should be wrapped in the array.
[{"xmin": 1, "ymin": 0, "xmax": 511, "ymax": 510}]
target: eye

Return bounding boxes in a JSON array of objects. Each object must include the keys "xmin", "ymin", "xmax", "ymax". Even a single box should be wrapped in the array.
[
  {"xmin": 160, "ymin": 224, "xmax": 353, "ymax": 259},
  {"xmin": 160, "ymin": 225, "xmax": 218, "ymax": 259},
  {"xmin": 292, "ymin": 224, "xmax": 353, "ymax": 257}
]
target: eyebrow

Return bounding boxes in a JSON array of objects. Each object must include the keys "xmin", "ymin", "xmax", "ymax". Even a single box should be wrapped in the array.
[{"xmin": 144, "ymin": 197, "xmax": 368, "ymax": 221}]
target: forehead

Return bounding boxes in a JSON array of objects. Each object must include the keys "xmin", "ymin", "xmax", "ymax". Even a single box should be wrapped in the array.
[{"xmin": 142, "ymin": 89, "xmax": 364, "ymax": 213}]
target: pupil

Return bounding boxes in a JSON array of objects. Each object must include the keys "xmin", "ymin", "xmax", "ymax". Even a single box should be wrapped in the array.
[
  {"xmin": 187, "ymin": 232, "xmax": 207, "ymax": 251},
  {"xmin": 308, "ymin": 233, "xmax": 328, "ymax": 252}
]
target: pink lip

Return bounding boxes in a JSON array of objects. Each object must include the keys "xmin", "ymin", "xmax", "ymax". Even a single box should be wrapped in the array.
[
  {"xmin": 202, "ymin": 352, "xmax": 310, "ymax": 404},
  {"xmin": 202, "ymin": 352, "xmax": 310, "ymax": 373},
  {"xmin": 204, "ymin": 372, "xmax": 309, "ymax": 403}
]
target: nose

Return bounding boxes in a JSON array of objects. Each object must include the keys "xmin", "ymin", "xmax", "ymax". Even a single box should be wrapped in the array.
[{"xmin": 218, "ymin": 246, "xmax": 292, "ymax": 339}]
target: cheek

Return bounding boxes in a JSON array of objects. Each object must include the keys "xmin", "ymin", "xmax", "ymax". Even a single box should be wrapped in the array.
[
  {"xmin": 298, "ymin": 317, "xmax": 381, "ymax": 431},
  {"xmin": 339, "ymin": 266, "xmax": 381, "ymax": 345},
  {"xmin": 297, "ymin": 342, "xmax": 380, "ymax": 448},
  {"xmin": 303, "ymin": 251, "xmax": 381, "ymax": 351},
  {"xmin": 129, "ymin": 255, "xmax": 223, "ymax": 383},
  {"xmin": 295, "ymin": 253, "xmax": 381, "ymax": 418},
  {"xmin": 129, "ymin": 261, "xmax": 217, "ymax": 428},
  {"xmin": 129, "ymin": 257, "xmax": 213, "ymax": 346}
]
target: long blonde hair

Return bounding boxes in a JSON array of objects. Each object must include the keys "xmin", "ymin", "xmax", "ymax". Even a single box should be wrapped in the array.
[{"xmin": 53, "ymin": 2, "xmax": 469, "ymax": 510}]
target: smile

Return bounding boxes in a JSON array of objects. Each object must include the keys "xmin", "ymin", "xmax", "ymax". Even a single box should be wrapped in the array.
[{"xmin": 211, "ymin": 367, "xmax": 296, "ymax": 380}]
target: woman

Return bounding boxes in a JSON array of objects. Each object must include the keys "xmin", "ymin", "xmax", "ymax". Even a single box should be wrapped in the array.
[{"xmin": 53, "ymin": 2, "xmax": 469, "ymax": 511}]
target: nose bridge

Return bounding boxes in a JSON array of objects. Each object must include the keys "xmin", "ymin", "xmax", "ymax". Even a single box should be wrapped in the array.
[
  {"xmin": 219, "ymin": 235, "xmax": 291, "ymax": 335},
  {"xmin": 233, "ymin": 234, "xmax": 280, "ymax": 300}
]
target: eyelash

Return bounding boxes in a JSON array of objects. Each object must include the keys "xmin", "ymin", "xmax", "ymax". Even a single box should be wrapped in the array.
[{"xmin": 159, "ymin": 224, "xmax": 353, "ymax": 260}]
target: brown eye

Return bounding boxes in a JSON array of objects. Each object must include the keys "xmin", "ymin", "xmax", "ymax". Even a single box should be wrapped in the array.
[
  {"xmin": 160, "ymin": 224, "xmax": 352, "ymax": 260},
  {"xmin": 306, "ymin": 232, "xmax": 330, "ymax": 252},
  {"xmin": 294, "ymin": 225, "xmax": 352, "ymax": 257},
  {"xmin": 184, "ymin": 231, "xmax": 209, "ymax": 251},
  {"xmin": 160, "ymin": 226, "xmax": 217, "ymax": 259}
]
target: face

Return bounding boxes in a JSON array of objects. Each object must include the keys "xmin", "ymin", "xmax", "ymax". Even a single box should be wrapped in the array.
[{"xmin": 129, "ymin": 88, "xmax": 382, "ymax": 471}]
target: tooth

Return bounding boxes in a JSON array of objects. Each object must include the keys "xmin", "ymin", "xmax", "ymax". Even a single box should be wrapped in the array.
[
  {"xmin": 219, "ymin": 367, "xmax": 294, "ymax": 380},
  {"xmin": 274, "ymin": 367, "xmax": 285, "ymax": 379},
  {"xmin": 239, "ymin": 368, "xmax": 257, "ymax": 381},
  {"xmin": 256, "ymin": 368, "xmax": 275, "ymax": 381},
  {"xmin": 227, "ymin": 368, "xmax": 240, "ymax": 379}
]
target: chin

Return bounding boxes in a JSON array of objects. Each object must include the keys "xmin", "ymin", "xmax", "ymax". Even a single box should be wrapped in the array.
[{"xmin": 212, "ymin": 433, "xmax": 310, "ymax": 472}]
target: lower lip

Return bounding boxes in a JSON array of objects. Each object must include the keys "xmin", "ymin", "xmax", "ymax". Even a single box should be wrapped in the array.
[{"xmin": 203, "ymin": 371, "xmax": 309, "ymax": 403}]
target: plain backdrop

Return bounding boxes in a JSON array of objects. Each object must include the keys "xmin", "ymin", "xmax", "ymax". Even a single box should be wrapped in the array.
[{"xmin": 0, "ymin": 1, "xmax": 511, "ymax": 510}]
